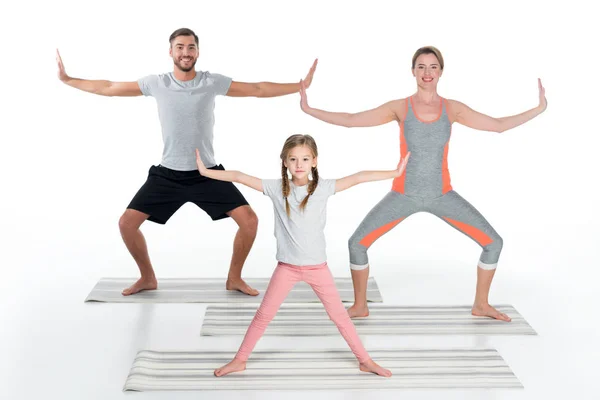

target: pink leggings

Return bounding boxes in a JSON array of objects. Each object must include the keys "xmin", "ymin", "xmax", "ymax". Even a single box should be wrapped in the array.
[{"xmin": 234, "ymin": 261, "xmax": 371, "ymax": 364}]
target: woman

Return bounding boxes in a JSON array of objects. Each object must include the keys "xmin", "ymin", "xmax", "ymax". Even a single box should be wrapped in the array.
[{"xmin": 299, "ymin": 46, "xmax": 547, "ymax": 322}]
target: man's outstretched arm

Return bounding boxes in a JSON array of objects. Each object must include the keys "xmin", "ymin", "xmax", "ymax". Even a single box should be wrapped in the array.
[
  {"xmin": 56, "ymin": 49, "xmax": 142, "ymax": 97},
  {"xmin": 225, "ymin": 58, "xmax": 318, "ymax": 98}
]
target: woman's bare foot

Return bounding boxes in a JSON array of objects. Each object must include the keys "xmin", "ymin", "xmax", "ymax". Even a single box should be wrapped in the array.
[
  {"xmin": 226, "ymin": 278, "xmax": 259, "ymax": 296},
  {"xmin": 359, "ymin": 359, "xmax": 392, "ymax": 377},
  {"xmin": 347, "ymin": 304, "xmax": 369, "ymax": 318},
  {"xmin": 472, "ymin": 303, "xmax": 511, "ymax": 322},
  {"xmin": 121, "ymin": 277, "xmax": 157, "ymax": 296},
  {"xmin": 214, "ymin": 358, "xmax": 247, "ymax": 377}
]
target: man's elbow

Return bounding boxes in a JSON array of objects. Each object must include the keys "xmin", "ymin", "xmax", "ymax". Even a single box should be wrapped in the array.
[
  {"xmin": 94, "ymin": 87, "xmax": 109, "ymax": 96},
  {"xmin": 254, "ymin": 83, "xmax": 266, "ymax": 98},
  {"xmin": 98, "ymin": 82, "xmax": 116, "ymax": 97}
]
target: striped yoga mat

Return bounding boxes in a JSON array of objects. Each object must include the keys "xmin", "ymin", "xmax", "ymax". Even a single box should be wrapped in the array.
[
  {"xmin": 84, "ymin": 277, "xmax": 382, "ymax": 303},
  {"xmin": 201, "ymin": 304, "xmax": 536, "ymax": 336},
  {"xmin": 123, "ymin": 348, "xmax": 523, "ymax": 391}
]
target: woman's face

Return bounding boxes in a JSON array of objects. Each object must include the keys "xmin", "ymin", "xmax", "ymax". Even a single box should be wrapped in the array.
[{"xmin": 413, "ymin": 53, "xmax": 442, "ymax": 88}]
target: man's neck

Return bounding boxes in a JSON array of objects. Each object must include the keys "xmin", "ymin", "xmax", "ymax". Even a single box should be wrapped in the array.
[{"xmin": 173, "ymin": 69, "xmax": 197, "ymax": 81}]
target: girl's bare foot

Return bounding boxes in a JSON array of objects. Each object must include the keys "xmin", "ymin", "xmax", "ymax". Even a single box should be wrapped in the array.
[
  {"xmin": 359, "ymin": 359, "xmax": 392, "ymax": 377},
  {"xmin": 214, "ymin": 358, "xmax": 247, "ymax": 377}
]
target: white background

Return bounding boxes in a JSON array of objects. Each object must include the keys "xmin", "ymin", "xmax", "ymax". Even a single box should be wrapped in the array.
[{"xmin": 1, "ymin": 0, "xmax": 598, "ymax": 399}]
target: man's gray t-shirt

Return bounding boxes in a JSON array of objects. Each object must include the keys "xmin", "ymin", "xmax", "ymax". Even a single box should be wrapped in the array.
[
  {"xmin": 138, "ymin": 71, "xmax": 232, "ymax": 171},
  {"xmin": 262, "ymin": 178, "xmax": 337, "ymax": 266}
]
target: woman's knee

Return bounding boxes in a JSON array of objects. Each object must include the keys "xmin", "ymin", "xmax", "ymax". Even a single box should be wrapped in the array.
[{"xmin": 488, "ymin": 233, "xmax": 503, "ymax": 253}]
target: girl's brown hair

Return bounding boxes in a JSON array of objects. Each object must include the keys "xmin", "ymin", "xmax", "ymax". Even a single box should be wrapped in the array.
[{"xmin": 280, "ymin": 134, "xmax": 319, "ymax": 216}]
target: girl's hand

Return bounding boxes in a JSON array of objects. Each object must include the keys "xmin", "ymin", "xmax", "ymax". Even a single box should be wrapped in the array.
[
  {"xmin": 195, "ymin": 148, "xmax": 207, "ymax": 174},
  {"xmin": 394, "ymin": 152, "xmax": 411, "ymax": 177}
]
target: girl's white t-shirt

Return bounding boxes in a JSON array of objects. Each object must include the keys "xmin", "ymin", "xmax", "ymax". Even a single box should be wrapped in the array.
[{"xmin": 262, "ymin": 178, "xmax": 336, "ymax": 266}]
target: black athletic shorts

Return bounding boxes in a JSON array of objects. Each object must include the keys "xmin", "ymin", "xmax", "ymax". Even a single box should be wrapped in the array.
[{"xmin": 127, "ymin": 164, "xmax": 249, "ymax": 224}]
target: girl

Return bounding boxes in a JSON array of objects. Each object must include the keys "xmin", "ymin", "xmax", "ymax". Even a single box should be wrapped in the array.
[{"xmin": 195, "ymin": 134, "xmax": 410, "ymax": 377}]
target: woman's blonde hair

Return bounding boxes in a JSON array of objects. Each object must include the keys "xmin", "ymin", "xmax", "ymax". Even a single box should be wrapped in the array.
[{"xmin": 411, "ymin": 46, "xmax": 444, "ymax": 70}]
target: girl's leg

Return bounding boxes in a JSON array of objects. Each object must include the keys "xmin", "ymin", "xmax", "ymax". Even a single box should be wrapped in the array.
[
  {"xmin": 214, "ymin": 263, "xmax": 300, "ymax": 376},
  {"xmin": 304, "ymin": 264, "xmax": 392, "ymax": 377}
]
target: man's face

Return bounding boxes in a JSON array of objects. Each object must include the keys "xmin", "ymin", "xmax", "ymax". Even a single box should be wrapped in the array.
[{"xmin": 169, "ymin": 35, "xmax": 198, "ymax": 72}]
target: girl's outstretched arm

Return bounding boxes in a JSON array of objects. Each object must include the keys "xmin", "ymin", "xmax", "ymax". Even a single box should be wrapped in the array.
[
  {"xmin": 335, "ymin": 152, "xmax": 411, "ymax": 193},
  {"xmin": 195, "ymin": 149, "xmax": 263, "ymax": 192}
]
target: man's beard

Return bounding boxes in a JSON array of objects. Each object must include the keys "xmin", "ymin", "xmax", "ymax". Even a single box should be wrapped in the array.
[{"xmin": 175, "ymin": 58, "xmax": 196, "ymax": 72}]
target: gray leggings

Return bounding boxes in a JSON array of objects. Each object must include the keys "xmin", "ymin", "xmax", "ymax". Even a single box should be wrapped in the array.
[{"xmin": 349, "ymin": 190, "xmax": 503, "ymax": 270}]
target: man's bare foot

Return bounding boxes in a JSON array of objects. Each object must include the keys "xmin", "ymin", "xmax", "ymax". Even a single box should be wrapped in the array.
[
  {"xmin": 214, "ymin": 358, "xmax": 247, "ymax": 377},
  {"xmin": 121, "ymin": 277, "xmax": 157, "ymax": 296},
  {"xmin": 347, "ymin": 304, "xmax": 369, "ymax": 318},
  {"xmin": 359, "ymin": 359, "xmax": 392, "ymax": 377},
  {"xmin": 472, "ymin": 303, "xmax": 511, "ymax": 322},
  {"xmin": 226, "ymin": 278, "xmax": 259, "ymax": 296}
]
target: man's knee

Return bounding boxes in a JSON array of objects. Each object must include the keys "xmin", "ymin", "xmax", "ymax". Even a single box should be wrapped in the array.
[
  {"xmin": 233, "ymin": 206, "xmax": 259, "ymax": 233},
  {"xmin": 119, "ymin": 209, "xmax": 147, "ymax": 233}
]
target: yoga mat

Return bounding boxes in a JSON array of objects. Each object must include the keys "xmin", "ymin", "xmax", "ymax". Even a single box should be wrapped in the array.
[
  {"xmin": 123, "ymin": 348, "xmax": 523, "ymax": 391},
  {"xmin": 201, "ymin": 304, "xmax": 536, "ymax": 336},
  {"xmin": 85, "ymin": 277, "xmax": 382, "ymax": 303}
]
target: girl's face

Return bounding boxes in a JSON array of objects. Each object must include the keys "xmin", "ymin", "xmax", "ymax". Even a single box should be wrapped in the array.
[{"xmin": 284, "ymin": 145, "xmax": 317, "ymax": 183}]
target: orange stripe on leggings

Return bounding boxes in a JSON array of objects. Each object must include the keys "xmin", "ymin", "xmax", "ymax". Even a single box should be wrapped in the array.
[
  {"xmin": 442, "ymin": 217, "xmax": 493, "ymax": 246},
  {"xmin": 359, "ymin": 218, "xmax": 405, "ymax": 248}
]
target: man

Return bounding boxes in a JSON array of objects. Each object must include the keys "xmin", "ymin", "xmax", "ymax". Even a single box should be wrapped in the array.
[{"xmin": 57, "ymin": 27, "xmax": 318, "ymax": 297}]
